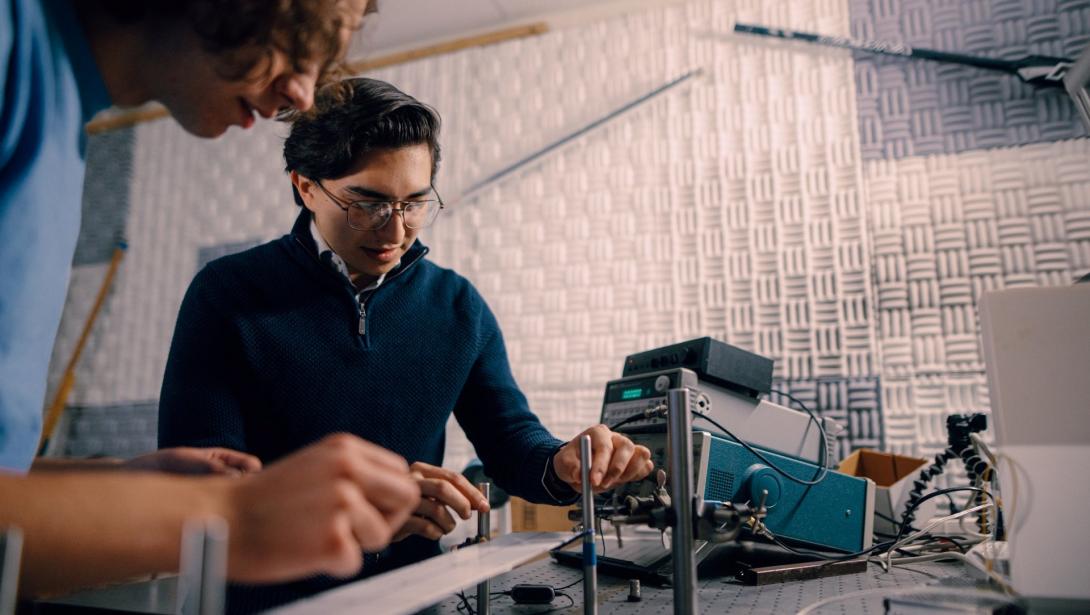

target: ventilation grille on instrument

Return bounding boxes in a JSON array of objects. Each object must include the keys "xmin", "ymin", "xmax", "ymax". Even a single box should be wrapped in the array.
[{"xmin": 706, "ymin": 468, "xmax": 735, "ymax": 502}]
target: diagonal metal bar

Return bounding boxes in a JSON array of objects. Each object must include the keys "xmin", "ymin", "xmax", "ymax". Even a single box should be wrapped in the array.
[{"xmin": 457, "ymin": 68, "xmax": 704, "ymax": 204}]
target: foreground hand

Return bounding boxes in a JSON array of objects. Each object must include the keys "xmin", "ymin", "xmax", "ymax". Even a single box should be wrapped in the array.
[
  {"xmin": 553, "ymin": 425, "xmax": 654, "ymax": 493},
  {"xmin": 225, "ymin": 433, "xmax": 420, "ymax": 582},
  {"xmin": 123, "ymin": 447, "xmax": 262, "ymax": 475},
  {"xmin": 393, "ymin": 461, "xmax": 490, "ymax": 542}
]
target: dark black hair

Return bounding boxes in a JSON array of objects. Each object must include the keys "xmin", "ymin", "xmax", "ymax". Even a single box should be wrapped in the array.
[{"xmin": 284, "ymin": 77, "xmax": 442, "ymax": 206}]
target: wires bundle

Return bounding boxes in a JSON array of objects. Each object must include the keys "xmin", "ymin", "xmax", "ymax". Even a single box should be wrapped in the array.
[{"xmin": 899, "ymin": 414, "xmax": 1001, "ymax": 539}]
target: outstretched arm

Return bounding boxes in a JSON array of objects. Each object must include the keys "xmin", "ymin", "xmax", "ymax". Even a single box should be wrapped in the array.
[
  {"xmin": 3, "ymin": 434, "xmax": 420, "ymax": 598},
  {"xmin": 31, "ymin": 447, "xmax": 262, "ymax": 475}
]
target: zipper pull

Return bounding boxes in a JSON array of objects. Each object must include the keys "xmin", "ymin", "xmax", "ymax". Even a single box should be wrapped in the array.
[{"xmin": 358, "ymin": 307, "xmax": 366, "ymax": 336}]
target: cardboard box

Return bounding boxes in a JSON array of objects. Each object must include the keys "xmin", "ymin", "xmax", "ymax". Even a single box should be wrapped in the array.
[
  {"xmin": 839, "ymin": 449, "xmax": 936, "ymax": 537},
  {"xmin": 509, "ymin": 497, "xmax": 576, "ymax": 533}
]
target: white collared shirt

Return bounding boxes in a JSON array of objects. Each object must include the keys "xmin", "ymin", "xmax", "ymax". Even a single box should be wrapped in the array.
[{"xmin": 309, "ymin": 218, "xmax": 393, "ymax": 295}]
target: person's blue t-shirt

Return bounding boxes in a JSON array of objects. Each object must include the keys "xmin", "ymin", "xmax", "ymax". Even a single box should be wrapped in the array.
[{"xmin": 0, "ymin": 0, "xmax": 112, "ymax": 471}]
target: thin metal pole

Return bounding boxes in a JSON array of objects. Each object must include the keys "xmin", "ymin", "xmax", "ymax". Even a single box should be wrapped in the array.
[
  {"xmin": 580, "ymin": 435, "xmax": 598, "ymax": 615},
  {"xmin": 178, "ymin": 517, "xmax": 228, "ymax": 615},
  {"xmin": 457, "ymin": 69, "xmax": 704, "ymax": 204},
  {"xmin": 0, "ymin": 528, "xmax": 23, "ymax": 615},
  {"xmin": 667, "ymin": 388, "xmax": 697, "ymax": 615},
  {"xmin": 726, "ymin": 24, "xmax": 1070, "ymax": 88},
  {"xmin": 476, "ymin": 482, "xmax": 491, "ymax": 615}
]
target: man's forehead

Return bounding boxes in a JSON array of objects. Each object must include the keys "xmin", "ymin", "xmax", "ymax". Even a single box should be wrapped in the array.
[{"xmin": 343, "ymin": 184, "xmax": 433, "ymax": 199}]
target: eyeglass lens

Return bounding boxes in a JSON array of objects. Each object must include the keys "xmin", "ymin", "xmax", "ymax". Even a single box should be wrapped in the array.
[{"xmin": 347, "ymin": 201, "xmax": 439, "ymax": 230}]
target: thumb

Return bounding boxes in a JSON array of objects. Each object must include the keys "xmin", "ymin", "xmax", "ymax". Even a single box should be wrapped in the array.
[
  {"xmin": 202, "ymin": 457, "xmax": 245, "ymax": 476},
  {"xmin": 212, "ymin": 449, "xmax": 263, "ymax": 473},
  {"xmin": 556, "ymin": 451, "xmax": 580, "ymax": 483}
]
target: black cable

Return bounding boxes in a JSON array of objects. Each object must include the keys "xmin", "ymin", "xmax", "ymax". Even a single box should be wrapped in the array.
[
  {"xmin": 553, "ymin": 576, "xmax": 584, "ymax": 591},
  {"xmin": 901, "ymin": 414, "xmax": 997, "ymax": 536},
  {"xmin": 901, "ymin": 446, "xmax": 998, "ymax": 535},
  {"xmin": 483, "ymin": 575, "xmax": 588, "ymax": 610},
  {"xmin": 693, "ymin": 411, "xmax": 829, "ymax": 486},
  {"xmin": 874, "ymin": 510, "xmax": 903, "ymax": 529},
  {"xmin": 483, "ymin": 582, "xmax": 580, "ymax": 615},
  {"xmin": 762, "ymin": 533, "xmax": 840, "ymax": 560},
  {"xmin": 766, "ymin": 532, "xmax": 912, "ymax": 562},
  {"xmin": 455, "ymin": 591, "xmax": 476, "ymax": 615},
  {"xmin": 609, "ymin": 413, "xmax": 651, "ymax": 431},
  {"xmin": 609, "ymin": 402, "xmax": 668, "ymax": 431},
  {"xmin": 762, "ymin": 486, "xmax": 997, "ymax": 565},
  {"xmin": 769, "ymin": 389, "xmax": 822, "ymax": 426},
  {"xmin": 880, "ymin": 486, "xmax": 995, "ymax": 558},
  {"xmin": 533, "ymin": 592, "xmax": 575, "ymax": 613},
  {"xmin": 612, "ymin": 389, "xmax": 830, "ymax": 486},
  {"xmin": 890, "ymin": 486, "xmax": 997, "ymax": 549},
  {"xmin": 945, "ymin": 493, "xmax": 959, "ymax": 514},
  {"xmin": 925, "ymin": 534, "xmax": 971, "ymax": 554},
  {"xmin": 459, "ymin": 590, "xmax": 511, "ymax": 613},
  {"xmin": 770, "ymin": 387, "xmax": 829, "ymax": 470}
]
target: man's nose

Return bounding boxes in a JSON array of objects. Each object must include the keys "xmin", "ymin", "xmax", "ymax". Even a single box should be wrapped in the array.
[
  {"xmin": 277, "ymin": 70, "xmax": 318, "ymax": 112},
  {"xmin": 375, "ymin": 208, "xmax": 408, "ymax": 241}
]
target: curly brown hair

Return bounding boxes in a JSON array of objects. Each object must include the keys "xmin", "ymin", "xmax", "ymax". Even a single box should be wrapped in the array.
[{"xmin": 97, "ymin": 0, "xmax": 376, "ymax": 84}]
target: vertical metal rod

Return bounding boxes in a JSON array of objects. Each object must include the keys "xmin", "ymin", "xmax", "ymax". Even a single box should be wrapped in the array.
[
  {"xmin": 0, "ymin": 528, "xmax": 23, "ymax": 615},
  {"xmin": 667, "ymin": 388, "xmax": 697, "ymax": 615},
  {"xmin": 580, "ymin": 435, "xmax": 598, "ymax": 615},
  {"xmin": 476, "ymin": 483, "xmax": 491, "ymax": 615},
  {"xmin": 199, "ymin": 519, "xmax": 227, "ymax": 615},
  {"xmin": 178, "ymin": 517, "xmax": 228, "ymax": 615}
]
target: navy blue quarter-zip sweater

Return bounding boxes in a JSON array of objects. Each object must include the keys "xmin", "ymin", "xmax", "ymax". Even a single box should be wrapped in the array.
[{"xmin": 159, "ymin": 210, "xmax": 573, "ymax": 614}]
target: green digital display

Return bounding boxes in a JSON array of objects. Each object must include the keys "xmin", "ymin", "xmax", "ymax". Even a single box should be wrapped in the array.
[{"xmin": 621, "ymin": 387, "xmax": 643, "ymax": 400}]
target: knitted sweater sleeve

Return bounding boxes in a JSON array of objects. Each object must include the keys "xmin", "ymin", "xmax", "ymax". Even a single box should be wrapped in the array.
[
  {"xmin": 451, "ymin": 302, "xmax": 574, "ymax": 505},
  {"xmin": 157, "ymin": 266, "xmax": 250, "ymax": 452}
]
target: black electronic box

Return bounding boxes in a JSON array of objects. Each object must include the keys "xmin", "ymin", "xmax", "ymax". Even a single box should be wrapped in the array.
[{"xmin": 621, "ymin": 337, "xmax": 772, "ymax": 399}]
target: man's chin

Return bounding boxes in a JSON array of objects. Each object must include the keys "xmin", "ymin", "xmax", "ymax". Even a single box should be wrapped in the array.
[
  {"xmin": 362, "ymin": 265, "xmax": 396, "ymax": 278},
  {"xmin": 348, "ymin": 260, "xmax": 397, "ymax": 280},
  {"xmin": 196, "ymin": 123, "xmax": 230, "ymax": 139},
  {"xmin": 172, "ymin": 113, "xmax": 229, "ymax": 139}
]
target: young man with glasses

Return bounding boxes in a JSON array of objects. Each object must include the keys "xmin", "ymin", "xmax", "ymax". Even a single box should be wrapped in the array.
[{"xmin": 158, "ymin": 77, "xmax": 655, "ymax": 614}]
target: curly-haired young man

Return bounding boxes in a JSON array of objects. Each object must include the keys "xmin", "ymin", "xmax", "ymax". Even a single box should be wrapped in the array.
[{"xmin": 1, "ymin": 0, "xmax": 422, "ymax": 601}]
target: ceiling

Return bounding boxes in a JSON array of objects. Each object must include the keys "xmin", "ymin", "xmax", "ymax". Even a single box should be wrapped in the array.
[{"xmin": 348, "ymin": 0, "xmax": 655, "ymax": 57}]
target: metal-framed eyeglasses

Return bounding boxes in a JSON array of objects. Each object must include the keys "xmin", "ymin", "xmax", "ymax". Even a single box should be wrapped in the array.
[{"xmin": 315, "ymin": 180, "xmax": 445, "ymax": 231}]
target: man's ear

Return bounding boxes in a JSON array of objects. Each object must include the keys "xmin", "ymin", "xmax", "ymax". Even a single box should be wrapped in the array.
[{"xmin": 291, "ymin": 171, "xmax": 316, "ymax": 212}]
